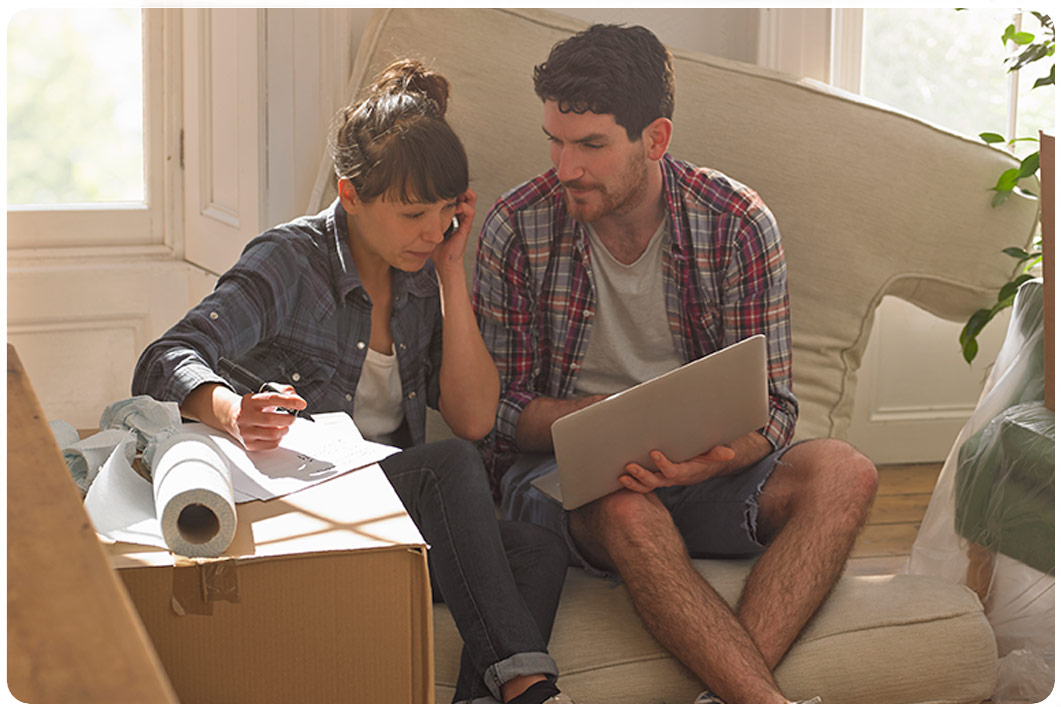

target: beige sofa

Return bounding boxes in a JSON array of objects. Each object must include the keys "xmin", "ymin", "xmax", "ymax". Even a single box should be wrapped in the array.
[{"xmin": 313, "ymin": 8, "xmax": 1040, "ymax": 703}]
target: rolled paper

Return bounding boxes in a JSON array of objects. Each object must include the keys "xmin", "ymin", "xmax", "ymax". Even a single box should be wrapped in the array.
[
  {"xmin": 63, "ymin": 428, "xmax": 137, "ymax": 494},
  {"xmin": 151, "ymin": 433, "xmax": 237, "ymax": 558}
]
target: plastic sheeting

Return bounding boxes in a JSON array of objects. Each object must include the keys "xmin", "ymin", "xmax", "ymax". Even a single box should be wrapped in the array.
[{"xmin": 904, "ymin": 279, "xmax": 1054, "ymax": 703}]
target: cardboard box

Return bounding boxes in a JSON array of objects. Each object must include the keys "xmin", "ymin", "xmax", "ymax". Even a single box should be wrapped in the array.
[
  {"xmin": 105, "ymin": 463, "xmax": 433, "ymax": 703},
  {"xmin": 8, "ymin": 345, "xmax": 175, "ymax": 703}
]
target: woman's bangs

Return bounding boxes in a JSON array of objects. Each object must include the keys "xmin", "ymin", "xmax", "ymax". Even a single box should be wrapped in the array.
[{"xmin": 374, "ymin": 123, "xmax": 469, "ymax": 204}]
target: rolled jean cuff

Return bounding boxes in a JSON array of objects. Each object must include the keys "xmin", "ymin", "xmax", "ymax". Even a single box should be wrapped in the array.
[{"xmin": 484, "ymin": 651, "xmax": 559, "ymax": 700}]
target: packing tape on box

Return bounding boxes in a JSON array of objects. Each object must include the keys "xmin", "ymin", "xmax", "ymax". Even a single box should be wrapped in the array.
[
  {"xmin": 170, "ymin": 558, "xmax": 241, "ymax": 616},
  {"xmin": 152, "ymin": 433, "xmax": 237, "ymax": 558}
]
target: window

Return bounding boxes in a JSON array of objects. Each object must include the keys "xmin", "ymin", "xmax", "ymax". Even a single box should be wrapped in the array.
[
  {"xmin": 8, "ymin": 9, "xmax": 143, "ymax": 205},
  {"xmin": 860, "ymin": 8, "xmax": 1053, "ymax": 159},
  {"xmin": 6, "ymin": 9, "xmax": 174, "ymax": 253}
]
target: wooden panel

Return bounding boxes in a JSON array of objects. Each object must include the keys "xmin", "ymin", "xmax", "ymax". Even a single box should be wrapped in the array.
[
  {"xmin": 183, "ymin": 7, "xmax": 265, "ymax": 276},
  {"xmin": 7, "ymin": 260, "xmax": 212, "ymax": 428},
  {"xmin": 866, "ymin": 493, "xmax": 931, "ymax": 525},
  {"xmin": 848, "ymin": 297, "xmax": 1008, "ymax": 464},
  {"xmin": 851, "ymin": 523, "xmax": 921, "ymax": 559},
  {"xmin": 874, "ymin": 462, "xmax": 942, "ymax": 496},
  {"xmin": 205, "ymin": 11, "xmax": 243, "ymax": 221},
  {"xmin": 8, "ymin": 319, "xmax": 144, "ymax": 427},
  {"xmin": 6, "ymin": 345, "xmax": 175, "ymax": 702}
]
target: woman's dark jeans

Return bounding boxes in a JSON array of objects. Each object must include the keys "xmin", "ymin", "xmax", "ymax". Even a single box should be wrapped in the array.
[{"xmin": 380, "ymin": 439, "xmax": 567, "ymax": 702}]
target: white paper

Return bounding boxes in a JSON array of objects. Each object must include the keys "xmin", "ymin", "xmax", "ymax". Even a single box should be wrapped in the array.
[
  {"xmin": 82, "ymin": 411, "xmax": 398, "ymax": 554},
  {"xmin": 183, "ymin": 412, "xmax": 400, "ymax": 502},
  {"xmin": 83, "ymin": 431, "xmax": 166, "ymax": 548},
  {"xmin": 84, "ymin": 430, "xmax": 240, "ymax": 557}
]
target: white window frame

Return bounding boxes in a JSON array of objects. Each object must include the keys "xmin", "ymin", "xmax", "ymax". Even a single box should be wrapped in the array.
[
  {"xmin": 757, "ymin": 8, "xmax": 861, "ymax": 91},
  {"xmin": 7, "ymin": 9, "xmax": 182, "ymax": 260}
]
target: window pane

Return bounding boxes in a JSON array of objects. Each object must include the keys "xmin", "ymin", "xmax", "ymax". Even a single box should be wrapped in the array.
[
  {"xmin": 7, "ymin": 9, "xmax": 144, "ymax": 206},
  {"xmin": 861, "ymin": 8, "xmax": 1016, "ymax": 139}
]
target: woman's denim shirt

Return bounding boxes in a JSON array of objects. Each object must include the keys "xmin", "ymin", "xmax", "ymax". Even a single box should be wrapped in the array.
[{"xmin": 132, "ymin": 199, "xmax": 443, "ymax": 447}]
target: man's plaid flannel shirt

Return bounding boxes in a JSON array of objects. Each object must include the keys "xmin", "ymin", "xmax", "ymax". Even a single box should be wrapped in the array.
[{"xmin": 473, "ymin": 154, "xmax": 798, "ymax": 491}]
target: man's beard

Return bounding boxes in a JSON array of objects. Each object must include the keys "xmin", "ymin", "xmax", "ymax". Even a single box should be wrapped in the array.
[{"xmin": 563, "ymin": 154, "xmax": 649, "ymax": 223}]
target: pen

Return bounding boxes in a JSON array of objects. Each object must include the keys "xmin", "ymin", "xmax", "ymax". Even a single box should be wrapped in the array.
[{"xmin": 217, "ymin": 357, "xmax": 315, "ymax": 422}]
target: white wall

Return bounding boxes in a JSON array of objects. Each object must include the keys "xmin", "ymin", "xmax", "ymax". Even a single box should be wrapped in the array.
[{"xmin": 550, "ymin": 8, "xmax": 758, "ymax": 63}]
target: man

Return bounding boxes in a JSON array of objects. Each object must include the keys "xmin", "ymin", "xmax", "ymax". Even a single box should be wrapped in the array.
[{"xmin": 473, "ymin": 24, "xmax": 878, "ymax": 704}]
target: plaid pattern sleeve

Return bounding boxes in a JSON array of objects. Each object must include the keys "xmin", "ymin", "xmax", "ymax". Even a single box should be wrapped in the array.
[
  {"xmin": 668, "ymin": 157, "xmax": 797, "ymax": 450},
  {"xmin": 722, "ymin": 201, "xmax": 796, "ymax": 450},
  {"xmin": 473, "ymin": 189, "xmax": 544, "ymax": 476},
  {"xmin": 131, "ymin": 234, "xmax": 309, "ymax": 405}
]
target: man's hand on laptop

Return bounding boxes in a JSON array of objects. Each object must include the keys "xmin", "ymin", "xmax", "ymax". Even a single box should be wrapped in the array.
[
  {"xmin": 618, "ymin": 432, "xmax": 772, "ymax": 492},
  {"xmin": 619, "ymin": 446, "xmax": 736, "ymax": 492}
]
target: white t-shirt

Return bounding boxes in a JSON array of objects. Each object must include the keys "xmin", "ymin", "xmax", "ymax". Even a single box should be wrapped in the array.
[
  {"xmin": 352, "ymin": 344, "xmax": 404, "ymax": 445},
  {"xmin": 574, "ymin": 218, "xmax": 684, "ymax": 396}
]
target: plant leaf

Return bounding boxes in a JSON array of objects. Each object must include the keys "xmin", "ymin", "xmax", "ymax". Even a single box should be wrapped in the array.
[
  {"xmin": 999, "ymin": 274, "xmax": 1035, "ymax": 302},
  {"xmin": 962, "ymin": 337, "xmax": 979, "ymax": 364},
  {"xmin": 960, "ymin": 308, "xmax": 993, "ymax": 347},
  {"xmin": 980, "ymin": 131, "xmax": 1006, "ymax": 143},
  {"xmin": 1018, "ymin": 151, "xmax": 1041, "ymax": 178},
  {"xmin": 994, "ymin": 168, "xmax": 1021, "ymax": 191},
  {"xmin": 1033, "ymin": 65, "xmax": 1055, "ymax": 88},
  {"xmin": 992, "ymin": 190, "xmax": 1011, "ymax": 207},
  {"xmin": 1030, "ymin": 12, "xmax": 1053, "ymax": 33},
  {"xmin": 1008, "ymin": 43, "xmax": 1051, "ymax": 71},
  {"xmin": 1003, "ymin": 246, "xmax": 1032, "ymax": 259}
]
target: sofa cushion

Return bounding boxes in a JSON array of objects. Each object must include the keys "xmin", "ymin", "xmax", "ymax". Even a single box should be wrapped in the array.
[
  {"xmin": 310, "ymin": 7, "xmax": 1039, "ymax": 442},
  {"xmin": 433, "ymin": 561, "xmax": 999, "ymax": 703}
]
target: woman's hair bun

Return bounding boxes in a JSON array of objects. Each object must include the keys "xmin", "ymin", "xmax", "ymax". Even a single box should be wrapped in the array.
[{"xmin": 370, "ymin": 58, "xmax": 450, "ymax": 116}]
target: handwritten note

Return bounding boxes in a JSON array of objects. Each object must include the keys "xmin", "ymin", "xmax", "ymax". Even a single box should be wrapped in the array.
[{"xmin": 182, "ymin": 412, "xmax": 400, "ymax": 502}]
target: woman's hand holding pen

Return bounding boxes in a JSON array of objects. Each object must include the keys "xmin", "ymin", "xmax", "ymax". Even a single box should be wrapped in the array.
[
  {"xmin": 182, "ymin": 381, "xmax": 309, "ymax": 452},
  {"xmin": 225, "ymin": 385, "xmax": 309, "ymax": 451}
]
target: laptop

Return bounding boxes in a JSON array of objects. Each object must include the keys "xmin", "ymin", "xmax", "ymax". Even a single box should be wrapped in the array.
[{"xmin": 531, "ymin": 334, "xmax": 770, "ymax": 510}]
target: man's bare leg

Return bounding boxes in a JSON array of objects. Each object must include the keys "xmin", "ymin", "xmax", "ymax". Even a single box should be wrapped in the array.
[
  {"xmin": 568, "ymin": 438, "xmax": 876, "ymax": 702},
  {"xmin": 569, "ymin": 491, "xmax": 787, "ymax": 703},
  {"xmin": 735, "ymin": 439, "xmax": 878, "ymax": 669}
]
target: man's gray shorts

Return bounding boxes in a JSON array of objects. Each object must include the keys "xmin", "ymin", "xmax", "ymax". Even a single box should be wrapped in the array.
[{"xmin": 498, "ymin": 444, "xmax": 797, "ymax": 579}]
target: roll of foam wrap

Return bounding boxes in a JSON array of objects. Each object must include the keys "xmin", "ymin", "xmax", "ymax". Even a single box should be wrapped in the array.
[{"xmin": 152, "ymin": 433, "xmax": 236, "ymax": 557}]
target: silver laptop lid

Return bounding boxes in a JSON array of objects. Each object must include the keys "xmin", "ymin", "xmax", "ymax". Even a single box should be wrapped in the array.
[{"xmin": 549, "ymin": 334, "xmax": 770, "ymax": 510}]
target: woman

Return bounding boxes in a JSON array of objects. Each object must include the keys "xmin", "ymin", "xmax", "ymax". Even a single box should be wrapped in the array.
[{"xmin": 133, "ymin": 60, "xmax": 569, "ymax": 704}]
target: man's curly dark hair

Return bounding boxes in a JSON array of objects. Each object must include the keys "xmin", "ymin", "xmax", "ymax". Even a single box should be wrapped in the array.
[{"xmin": 533, "ymin": 24, "xmax": 674, "ymax": 141}]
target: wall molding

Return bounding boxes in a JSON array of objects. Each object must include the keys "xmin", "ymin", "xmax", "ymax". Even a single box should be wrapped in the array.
[
  {"xmin": 867, "ymin": 403, "xmax": 979, "ymax": 423},
  {"xmin": 7, "ymin": 243, "xmax": 178, "ymax": 266},
  {"xmin": 9, "ymin": 315, "xmax": 146, "ymax": 341}
]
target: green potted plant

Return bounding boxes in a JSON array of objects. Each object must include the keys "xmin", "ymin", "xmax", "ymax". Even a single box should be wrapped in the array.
[{"xmin": 959, "ymin": 10, "xmax": 1053, "ymax": 363}]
